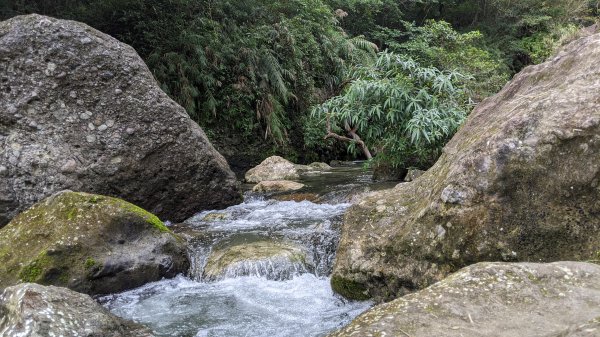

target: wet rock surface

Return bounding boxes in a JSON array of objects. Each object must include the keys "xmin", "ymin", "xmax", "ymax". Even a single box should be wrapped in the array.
[
  {"xmin": 0, "ymin": 191, "xmax": 189, "ymax": 295},
  {"xmin": 252, "ymin": 180, "xmax": 305, "ymax": 193},
  {"xmin": 332, "ymin": 31, "xmax": 600, "ymax": 300},
  {"xmin": 202, "ymin": 240, "xmax": 310, "ymax": 281},
  {"xmin": 330, "ymin": 262, "xmax": 600, "ymax": 337},
  {"xmin": 0, "ymin": 283, "xmax": 154, "ymax": 337},
  {"xmin": 0, "ymin": 14, "xmax": 240, "ymax": 227}
]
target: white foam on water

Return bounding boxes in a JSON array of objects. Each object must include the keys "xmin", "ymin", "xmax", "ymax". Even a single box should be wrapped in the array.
[{"xmin": 100, "ymin": 274, "xmax": 371, "ymax": 337}]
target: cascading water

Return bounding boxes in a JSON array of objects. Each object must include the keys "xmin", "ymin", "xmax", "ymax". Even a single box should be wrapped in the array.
[{"xmin": 99, "ymin": 164, "xmax": 395, "ymax": 337}]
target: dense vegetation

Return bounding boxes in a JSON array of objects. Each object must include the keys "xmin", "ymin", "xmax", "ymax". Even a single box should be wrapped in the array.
[{"xmin": 1, "ymin": 0, "xmax": 597, "ymax": 172}]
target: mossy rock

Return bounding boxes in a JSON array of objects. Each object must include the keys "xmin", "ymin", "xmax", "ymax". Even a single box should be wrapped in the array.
[
  {"xmin": 332, "ymin": 32, "xmax": 600, "ymax": 301},
  {"xmin": 202, "ymin": 240, "xmax": 310, "ymax": 281},
  {"xmin": 0, "ymin": 190, "xmax": 189, "ymax": 295}
]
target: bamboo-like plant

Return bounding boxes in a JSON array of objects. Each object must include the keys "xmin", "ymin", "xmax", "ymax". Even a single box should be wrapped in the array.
[{"xmin": 312, "ymin": 51, "xmax": 472, "ymax": 169}]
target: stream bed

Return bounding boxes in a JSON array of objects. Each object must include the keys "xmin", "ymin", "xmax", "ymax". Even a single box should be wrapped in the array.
[{"xmin": 99, "ymin": 164, "xmax": 395, "ymax": 337}]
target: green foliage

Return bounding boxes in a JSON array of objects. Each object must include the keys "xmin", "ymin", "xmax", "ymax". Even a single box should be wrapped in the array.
[
  {"xmin": 313, "ymin": 51, "xmax": 470, "ymax": 168},
  {"xmin": 385, "ymin": 20, "xmax": 510, "ymax": 100},
  {"xmin": 3, "ymin": 0, "xmax": 376, "ymax": 150},
  {"xmin": 3, "ymin": 0, "xmax": 596, "ymax": 165}
]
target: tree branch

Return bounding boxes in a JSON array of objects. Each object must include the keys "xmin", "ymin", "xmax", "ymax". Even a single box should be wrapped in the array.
[{"xmin": 324, "ymin": 114, "xmax": 373, "ymax": 159}]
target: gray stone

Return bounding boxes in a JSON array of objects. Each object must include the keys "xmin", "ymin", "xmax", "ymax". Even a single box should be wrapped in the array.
[
  {"xmin": 0, "ymin": 283, "xmax": 154, "ymax": 337},
  {"xmin": 0, "ymin": 15, "xmax": 241, "ymax": 227},
  {"xmin": 245, "ymin": 156, "xmax": 300, "ymax": 183},
  {"xmin": 330, "ymin": 262, "xmax": 600, "ymax": 337},
  {"xmin": 252, "ymin": 180, "xmax": 305, "ymax": 193},
  {"xmin": 332, "ymin": 31, "xmax": 600, "ymax": 301}
]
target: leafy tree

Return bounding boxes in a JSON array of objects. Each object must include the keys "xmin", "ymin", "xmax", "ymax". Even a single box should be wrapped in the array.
[
  {"xmin": 312, "ymin": 51, "xmax": 471, "ymax": 169},
  {"xmin": 387, "ymin": 20, "xmax": 509, "ymax": 101}
]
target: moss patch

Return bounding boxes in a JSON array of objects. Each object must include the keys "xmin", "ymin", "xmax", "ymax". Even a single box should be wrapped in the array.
[
  {"xmin": 123, "ymin": 203, "xmax": 169, "ymax": 232},
  {"xmin": 331, "ymin": 275, "xmax": 371, "ymax": 300},
  {"xmin": 18, "ymin": 251, "xmax": 52, "ymax": 283},
  {"xmin": 84, "ymin": 257, "xmax": 97, "ymax": 269}
]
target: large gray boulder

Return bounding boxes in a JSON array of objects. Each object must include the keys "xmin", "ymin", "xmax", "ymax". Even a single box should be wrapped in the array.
[
  {"xmin": 332, "ymin": 32, "xmax": 600, "ymax": 300},
  {"xmin": 0, "ymin": 283, "xmax": 154, "ymax": 337},
  {"xmin": 330, "ymin": 262, "xmax": 600, "ymax": 337},
  {"xmin": 0, "ymin": 191, "xmax": 189, "ymax": 295},
  {"xmin": 0, "ymin": 14, "xmax": 241, "ymax": 227}
]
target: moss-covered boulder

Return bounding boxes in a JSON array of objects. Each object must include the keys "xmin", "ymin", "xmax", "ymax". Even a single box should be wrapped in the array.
[
  {"xmin": 0, "ymin": 191, "xmax": 189, "ymax": 295},
  {"xmin": 330, "ymin": 262, "xmax": 600, "ymax": 337},
  {"xmin": 332, "ymin": 32, "xmax": 600, "ymax": 301},
  {"xmin": 0, "ymin": 283, "xmax": 154, "ymax": 337},
  {"xmin": 202, "ymin": 240, "xmax": 310, "ymax": 281}
]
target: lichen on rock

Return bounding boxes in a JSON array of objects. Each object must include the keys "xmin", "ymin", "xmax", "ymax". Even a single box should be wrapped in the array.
[{"xmin": 329, "ymin": 262, "xmax": 600, "ymax": 337}]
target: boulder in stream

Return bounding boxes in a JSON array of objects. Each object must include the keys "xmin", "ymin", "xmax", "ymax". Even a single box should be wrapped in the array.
[
  {"xmin": 0, "ymin": 283, "xmax": 154, "ymax": 337},
  {"xmin": 0, "ymin": 190, "xmax": 189, "ymax": 295},
  {"xmin": 332, "ymin": 31, "xmax": 600, "ymax": 300},
  {"xmin": 203, "ymin": 240, "xmax": 311, "ymax": 281},
  {"xmin": 245, "ymin": 156, "xmax": 300, "ymax": 183},
  {"xmin": 330, "ymin": 262, "xmax": 600, "ymax": 337},
  {"xmin": 252, "ymin": 180, "xmax": 305, "ymax": 193},
  {"xmin": 0, "ymin": 14, "xmax": 241, "ymax": 228}
]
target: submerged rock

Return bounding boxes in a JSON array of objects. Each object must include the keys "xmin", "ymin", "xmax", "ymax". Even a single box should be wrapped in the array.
[
  {"xmin": 272, "ymin": 193, "xmax": 320, "ymax": 203},
  {"xmin": 330, "ymin": 262, "xmax": 600, "ymax": 337},
  {"xmin": 252, "ymin": 180, "xmax": 305, "ymax": 193},
  {"xmin": 308, "ymin": 162, "xmax": 332, "ymax": 170},
  {"xmin": 245, "ymin": 156, "xmax": 300, "ymax": 183},
  {"xmin": 0, "ymin": 283, "xmax": 154, "ymax": 337},
  {"xmin": 203, "ymin": 240, "xmax": 310, "ymax": 281},
  {"xmin": 0, "ymin": 191, "xmax": 189, "ymax": 295},
  {"xmin": 332, "ymin": 32, "xmax": 600, "ymax": 300},
  {"xmin": 0, "ymin": 14, "xmax": 240, "ymax": 227}
]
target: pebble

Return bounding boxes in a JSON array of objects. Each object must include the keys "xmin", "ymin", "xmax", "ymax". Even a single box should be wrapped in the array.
[
  {"xmin": 86, "ymin": 135, "xmax": 96, "ymax": 143},
  {"xmin": 80, "ymin": 37, "xmax": 92, "ymax": 44},
  {"xmin": 126, "ymin": 127, "xmax": 135, "ymax": 135},
  {"xmin": 60, "ymin": 159, "xmax": 77, "ymax": 173},
  {"xmin": 0, "ymin": 166, "xmax": 7, "ymax": 176},
  {"xmin": 98, "ymin": 124, "xmax": 108, "ymax": 131}
]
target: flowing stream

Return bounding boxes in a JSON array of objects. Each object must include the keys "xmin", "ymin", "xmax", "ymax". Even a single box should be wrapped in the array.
[{"xmin": 99, "ymin": 164, "xmax": 395, "ymax": 337}]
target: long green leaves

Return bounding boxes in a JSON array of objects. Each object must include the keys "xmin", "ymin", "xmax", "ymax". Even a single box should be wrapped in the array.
[{"xmin": 313, "ymin": 51, "xmax": 470, "ymax": 168}]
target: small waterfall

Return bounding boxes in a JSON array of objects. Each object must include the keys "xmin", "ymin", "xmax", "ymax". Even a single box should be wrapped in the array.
[
  {"xmin": 205, "ymin": 256, "xmax": 311, "ymax": 281},
  {"xmin": 182, "ymin": 197, "xmax": 350, "ymax": 283},
  {"xmin": 100, "ymin": 165, "xmax": 395, "ymax": 337}
]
